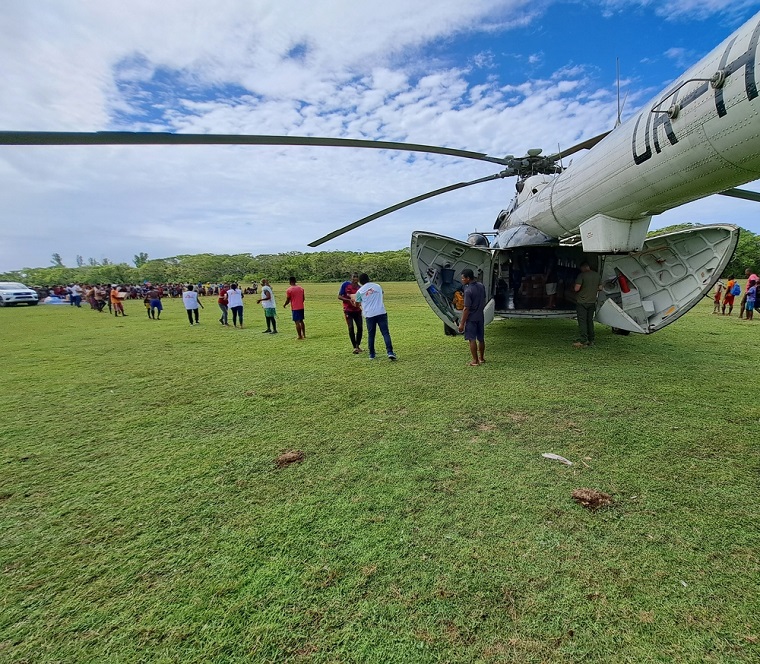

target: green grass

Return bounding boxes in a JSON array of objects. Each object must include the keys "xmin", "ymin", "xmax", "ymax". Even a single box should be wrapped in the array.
[{"xmin": 1, "ymin": 283, "xmax": 758, "ymax": 663}]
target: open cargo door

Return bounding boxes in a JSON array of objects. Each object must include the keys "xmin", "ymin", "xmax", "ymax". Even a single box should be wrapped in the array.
[
  {"xmin": 597, "ymin": 224, "xmax": 739, "ymax": 333},
  {"xmin": 411, "ymin": 231, "xmax": 495, "ymax": 332}
]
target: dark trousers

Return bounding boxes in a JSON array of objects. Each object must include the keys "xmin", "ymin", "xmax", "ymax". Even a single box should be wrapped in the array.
[
  {"xmin": 345, "ymin": 310, "xmax": 363, "ymax": 348},
  {"xmin": 366, "ymin": 313, "xmax": 393, "ymax": 357},
  {"xmin": 230, "ymin": 305, "xmax": 243, "ymax": 326},
  {"xmin": 187, "ymin": 308, "xmax": 199, "ymax": 324},
  {"xmin": 576, "ymin": 303, "xmax": 596, "ymax": 344}
]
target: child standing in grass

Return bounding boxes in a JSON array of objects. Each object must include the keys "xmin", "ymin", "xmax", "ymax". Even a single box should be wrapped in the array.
[
  {"xmin": 713, "ymin": 280, "xmax": 725, "ymax": 314},
  {"xmin": 744, "ymin": 279, "xmax": 756, "ymax": 321}
]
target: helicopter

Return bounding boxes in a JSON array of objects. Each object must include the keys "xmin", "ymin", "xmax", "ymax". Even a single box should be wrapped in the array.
[{"xmin": 3, "ymin": 12, "xmax": 760, "ymax": 336}]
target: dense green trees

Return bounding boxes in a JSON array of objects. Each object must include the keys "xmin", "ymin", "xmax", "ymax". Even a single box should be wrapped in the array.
[
  {"xmin": 0, "ymin": 250, "xmax": 415, "ymax": 286},
  {"xmin": 7, "ymin": 225, "xmax": 756, "ymax": 287}
]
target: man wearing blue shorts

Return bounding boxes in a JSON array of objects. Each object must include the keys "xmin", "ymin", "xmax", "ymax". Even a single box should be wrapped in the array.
[
  {"xmin": 283, "ymin": 276, "xmax": 306, "ymax": 340},
  {"xmin": 458, "ymin": 268, "xmax": 486, "ymax": 366}
]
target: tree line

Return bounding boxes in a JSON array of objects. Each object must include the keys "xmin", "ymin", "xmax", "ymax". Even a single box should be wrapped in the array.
[
  {"xmin": 1, "ymin": 250, "xmax": 416, "ymax": 287},
  {"xmin": 3, "ymin": 225, "xmax": 757, "ymax": 287}
]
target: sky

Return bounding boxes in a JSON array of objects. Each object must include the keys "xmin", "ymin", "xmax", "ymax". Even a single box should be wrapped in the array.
[{"xmin": 2, "ymin": 0, "xmax": 760, "ymax": 272}]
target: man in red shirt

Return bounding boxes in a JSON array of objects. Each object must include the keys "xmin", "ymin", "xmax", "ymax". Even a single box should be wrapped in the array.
[
  {"xmin": 218, "ymin": 284, "xmax": 229, "ymax": 326},
  {"xmin": 283, "ymin": 276, "xmax": 306, "ymax": 339},
  {"xmin": 338, "ymin": 272, "xmax": 363, "ymax": 353}
]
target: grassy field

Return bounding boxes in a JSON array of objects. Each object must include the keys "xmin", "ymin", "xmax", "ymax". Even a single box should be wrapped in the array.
[{"xmin": 1, "ymin": 283, "xmax": 758, "ymax": 663}]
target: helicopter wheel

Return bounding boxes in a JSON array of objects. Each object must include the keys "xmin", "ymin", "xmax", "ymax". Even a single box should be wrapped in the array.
[
  {"xmin": 611, "ymin": 327, "xmax": 631, "ymax": 336},
  {"xmin": 444, "ymin": 323, "xmax": 459, "ymax": 336}
]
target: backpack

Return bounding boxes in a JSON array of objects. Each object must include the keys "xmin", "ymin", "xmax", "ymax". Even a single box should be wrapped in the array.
[{"xmin": 732, "ymin": 282, "xmax": 742, "ymax": 296}]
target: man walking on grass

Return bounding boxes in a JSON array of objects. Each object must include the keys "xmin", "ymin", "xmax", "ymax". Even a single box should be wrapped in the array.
[
  {"xmin": 283, "ymin": 276, "xmax": 306, "ymax": 339},
  {"xmin": 354, "ymin": 273, "xmax": 396, "ymax": 361},
  {"xmin": 183, "ymin": 284, "xmax": 203, "ymax": 325},
  {"xmin": 458, "ymin": 268, "xmax": 486, "ymax": 366}
]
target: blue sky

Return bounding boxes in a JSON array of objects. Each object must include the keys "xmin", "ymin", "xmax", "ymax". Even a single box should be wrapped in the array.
[{"xmin": 1, "ymin": 0, "xmax": 760, "ymax": 271}]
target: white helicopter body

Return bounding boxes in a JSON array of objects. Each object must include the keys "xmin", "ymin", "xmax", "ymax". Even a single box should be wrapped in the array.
[
  {"xmin": 499, "ymin": 12, "xmax": 760, "ymax": 248},
  {"xmin": 411, "ymin": 13, "xmax": 760, "ymax": 335}
]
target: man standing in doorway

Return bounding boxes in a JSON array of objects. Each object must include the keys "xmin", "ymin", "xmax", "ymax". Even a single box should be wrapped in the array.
[
  {"xmin": 338, "ymin": 272, "xmax": 363, "ymax": 353},
  {"xmin": 354, "ymin": 274, "xmax": 396, "ymax": 360},
  {"xmin": 573, "ymin": 261, "xmax": 601, "ymax": 348},
  {"xmin": 283, "ymin": 276, "xmax": 306, "ymax": 339},
  {"xmin": 458, "ymin": 268, "xmax": 486, "ymax": 366},
  {"xmin": 257, "ymin": 278, "xmax": 277, "ymax": 334}
]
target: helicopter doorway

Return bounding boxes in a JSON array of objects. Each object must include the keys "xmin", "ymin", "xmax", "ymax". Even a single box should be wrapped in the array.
[{"xmin": 492, "ymin": 246, "xmax": 595, "ymax": 316}]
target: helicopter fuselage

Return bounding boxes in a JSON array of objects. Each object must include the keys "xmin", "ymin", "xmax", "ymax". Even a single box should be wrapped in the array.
[{"xmin": 496, "ymin": 12, "xmax": 760, "ymax": 253}]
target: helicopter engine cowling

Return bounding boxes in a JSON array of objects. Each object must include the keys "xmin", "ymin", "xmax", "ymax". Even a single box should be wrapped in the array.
[{"xmin": 467, "ymin": 232, "xmax": 490, "ymax": 247}]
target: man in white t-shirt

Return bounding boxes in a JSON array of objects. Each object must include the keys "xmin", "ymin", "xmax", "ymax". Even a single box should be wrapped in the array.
[
  {"xmin": 256, "ymin": 278, "xmax": 278, "ymax": 334},
  {"xmin": 354, "ymin": 273, "xmax": 396, "ymax": 360},
  {"xmin": 182, "ymin": 284, "xmax": 203, "ymax": 325},
  {"xmin": 69, "ymin": 283, "xmax": 83, "ymax": 307},
  {"xmin": 226, "ymin": 283, "xmax": 244, "ymax": 328}
]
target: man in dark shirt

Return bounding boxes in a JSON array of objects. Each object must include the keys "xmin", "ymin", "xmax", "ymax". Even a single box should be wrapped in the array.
[
  {"xmin": 458, "ymin": 268, "xmax": 487, "ymax": 366},
  {"xmin": 573, "ymin": 261, "xmax": 602, "ymax": 347}
]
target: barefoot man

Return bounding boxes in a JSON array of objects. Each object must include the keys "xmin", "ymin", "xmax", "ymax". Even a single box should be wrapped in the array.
[
  {"xmin": 458, "ymin": 268, "xmax": 486, "ymax": 366},
  {"xmin": 283, "ymin": 276, "xmax": 306, "ymax": 339}
]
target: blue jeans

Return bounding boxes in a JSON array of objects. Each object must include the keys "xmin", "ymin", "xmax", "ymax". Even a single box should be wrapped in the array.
[
  {"xmin": 218, "ymin": 303, "xmax": 228, "ymax": 325},
  {"xmin": 366, "ymin": 313, "xmax": 394, "ymax": 357}
]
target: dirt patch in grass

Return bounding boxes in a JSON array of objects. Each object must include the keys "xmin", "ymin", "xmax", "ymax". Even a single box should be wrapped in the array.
[
  {"xmin": 572, "ymin": 488, "xmax": 613, "ymax": 510},
  {"xmin": 275, "ymin": 450, "xmax": 305, "ymax": 468}
]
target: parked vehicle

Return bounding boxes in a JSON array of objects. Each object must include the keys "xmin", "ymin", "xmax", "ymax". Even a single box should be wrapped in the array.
[{"xmin": 0, "ymin": 282, "xmax": 39, "ymax": 306}]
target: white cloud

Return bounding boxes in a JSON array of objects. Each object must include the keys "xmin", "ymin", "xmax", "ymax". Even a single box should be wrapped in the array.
[{"xmin": 1, "ymin": 0, "xmax": 759, "ymax": 271}]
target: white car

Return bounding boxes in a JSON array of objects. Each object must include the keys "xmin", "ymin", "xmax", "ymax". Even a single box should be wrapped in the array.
[{"xmin": 0, "ymin": 282, "xmax": 39, "ymax": 306}]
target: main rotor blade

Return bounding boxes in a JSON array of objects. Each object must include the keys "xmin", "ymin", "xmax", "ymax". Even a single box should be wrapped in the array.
[
  {"xmin": 718, "ymin": 187, "xmax": 760, "ymax": 202},
  {"xmin": 308, "ymin": 171, "xmax": 510, "ymax": 247},
  {"xmin": 547, "ymin": 130, "xmax": 611, "ymax": 161},
  {"xmin": 0, "ymin": 131, "xmax": 512, "ymax": 166}
]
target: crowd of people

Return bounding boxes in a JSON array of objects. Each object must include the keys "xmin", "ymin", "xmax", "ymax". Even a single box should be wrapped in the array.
[
  {"xmin": 712, "ymin": 268, "xmax": 758, "ymax": 320},
  {"xmin": 38, "ymin": 265, "xmax": 758, "ymax": 366},
  {"xmin": 44, "ymin": 274, "xmax": 400, "ymax": 360}
]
